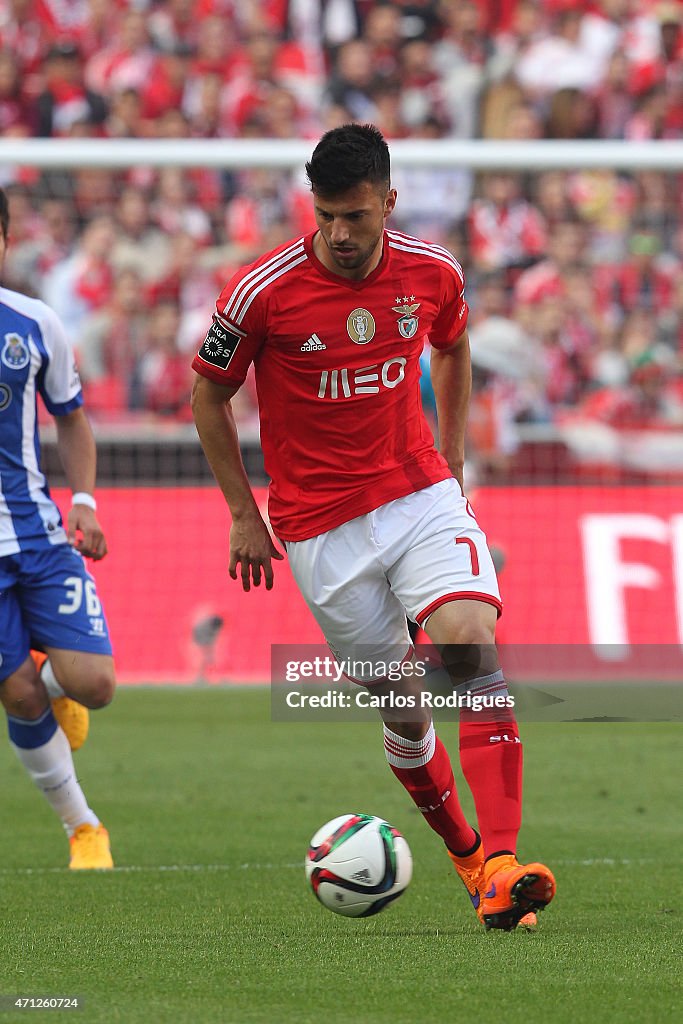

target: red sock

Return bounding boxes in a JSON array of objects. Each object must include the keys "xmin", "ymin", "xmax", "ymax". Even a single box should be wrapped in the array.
[
  {"xmin": 384, "ymin": 724, "xmax": 476, "ymax": 854},
  {"xmin": 459, "ymin": 705, "xmax": 523, "ymax": 859}
]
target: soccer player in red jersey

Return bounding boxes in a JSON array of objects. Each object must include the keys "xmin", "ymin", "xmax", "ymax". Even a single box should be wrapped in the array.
[{"xmin": 191, "ymin": 124, "xmax": 555, "ymax": 930}]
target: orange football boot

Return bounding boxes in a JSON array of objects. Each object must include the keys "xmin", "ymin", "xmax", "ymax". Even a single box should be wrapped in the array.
[
  {"xmin": 448, "ymin": 842, "xmax": 485, "ymax": 925},
  {"xmin": 481, "ymin": 854, "xmax": 555, "ymax": 931}
]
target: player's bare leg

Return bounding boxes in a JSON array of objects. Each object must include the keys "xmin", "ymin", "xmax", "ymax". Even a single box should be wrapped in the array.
[
  {"xmin": 43, "ymin": 649, "xmax": 115, "ymax": 709},
  {"xmin": 1, "ymin": 656, "xmax": 113, "ymax": 869},
  {"xmin": 424, "ymin": 599, "xmax": 554, "ymax": 930},
  {"xmin": 31, "ymin": 649, "xmax": 114, "ymax": 752},
  {"xmin": 30, "ymin": 650, "xmax": 88, "ymax": 752}
]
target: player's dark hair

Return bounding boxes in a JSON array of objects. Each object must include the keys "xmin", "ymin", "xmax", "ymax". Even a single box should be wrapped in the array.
[
  {"xmin": 306, "ymin": 124, "xmax": 390, "ymax": 197},
  {"xmin": 0, "ymin": 187, "xmax": 9, "ymax": 242}
]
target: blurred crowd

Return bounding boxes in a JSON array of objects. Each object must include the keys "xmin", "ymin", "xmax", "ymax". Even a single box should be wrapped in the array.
[{"xmin": 1, "ymin": 0, "xmax": 682, "ymax": 474}]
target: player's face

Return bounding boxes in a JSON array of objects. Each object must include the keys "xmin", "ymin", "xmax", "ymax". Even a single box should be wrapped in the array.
[{"xmin": 313, "ymin": 181, "xmax": 396, "ymax": 280}]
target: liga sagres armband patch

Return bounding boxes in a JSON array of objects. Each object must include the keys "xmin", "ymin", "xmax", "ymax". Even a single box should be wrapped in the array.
[{"xmin": 198, "ymin": 315, "xmax": 244, "ymax": 370}]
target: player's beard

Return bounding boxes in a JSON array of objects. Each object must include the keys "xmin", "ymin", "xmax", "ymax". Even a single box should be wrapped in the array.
[{"xmin": 327, "ymin": 233, "xmax": 382, "ymax": 272}]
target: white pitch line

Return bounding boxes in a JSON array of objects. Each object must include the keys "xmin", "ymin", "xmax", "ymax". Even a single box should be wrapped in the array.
[
  {"xmin": 0, "ymin": 857, "xmax": 663, "ymax": 877},
  {"xmin": 0, "ymin": 862, "xmax": 303, "ymax": 876}
]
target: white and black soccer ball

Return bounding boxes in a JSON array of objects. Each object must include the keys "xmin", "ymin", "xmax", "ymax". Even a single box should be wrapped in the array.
[{"xmin": 305, "ymin": 813, "xmax": 413, "ymax": 918}]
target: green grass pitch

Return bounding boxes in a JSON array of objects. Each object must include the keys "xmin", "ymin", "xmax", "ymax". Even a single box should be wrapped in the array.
[{"xmin": 0, "ymin": 688, "xmax": 680, "ymax": 1024}]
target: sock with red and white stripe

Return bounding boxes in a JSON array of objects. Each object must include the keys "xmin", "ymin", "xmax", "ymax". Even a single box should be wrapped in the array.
[
  {"xmin": 458, "ymin": 670, "xmax": 522, "ymax": 859},
  {"xmin": 383, "ymin": 722, "xmax": 477, "ymax": 854}
]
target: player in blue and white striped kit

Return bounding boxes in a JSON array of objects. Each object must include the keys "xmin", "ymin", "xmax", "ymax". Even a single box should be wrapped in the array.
[{"xmin": 0, "ymin": 188, "xmax": 116, "ymax": 869}]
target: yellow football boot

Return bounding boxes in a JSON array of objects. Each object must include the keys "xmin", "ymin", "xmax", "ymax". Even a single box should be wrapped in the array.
[{"xmin": 69, "ymin": 824, "xmax": 113, "ymax": 870}]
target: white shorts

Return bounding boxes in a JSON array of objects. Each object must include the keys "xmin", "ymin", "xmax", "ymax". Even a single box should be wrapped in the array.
[{"xmin": 285, "ymin": 479, "xmax": 501, "ymax": 683}]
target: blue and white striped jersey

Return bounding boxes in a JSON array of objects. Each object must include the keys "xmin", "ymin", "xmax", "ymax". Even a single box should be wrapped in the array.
[{"xmin": 0, "ymin": 286, "xmax": 83, "ymax": 556}]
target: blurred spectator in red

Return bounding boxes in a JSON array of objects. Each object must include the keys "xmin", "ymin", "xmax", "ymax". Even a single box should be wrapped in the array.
[
  {"xmin": 628, "ymin": 3, "xmax": 683, "ymax": 108},
  {"xmin": 516, "ymin": 6, "xmax": 602, "ymax": 98},
  {"xmin": 137, "ymin": 299, "xmax": 193, "ymax": 419},
  {"xmin": 533, "ymin": 170, "xmax": 576, "ymax": 227},
  {"xmin": 0, "ymin": 48, "xmax": 33, "ymax": 133},
  {"xmin": 593, "ymin": 50, "xmax": 635, "ymax": 139},
  {"xmin": 71, "ymin": 167, "xmax": 117, "ymax": 222},
  {"xmin": 190, "ymin": 15, "xmax": 242, "ymax": 80},
  {"xmin": 0, "ymin": 0, "xmax": 49, "ymax": 80},
  {"xmin": 151, "ymin": 168, "xmax": 212, "ymax": 245},
  {"xmin": 528, "ymin": 291, "xmax": 594, "ymax": 410},
  {"xmin": 258, "ymin": 83, "xmax": 314, "ymax": 139},
  {"xmin": 35, "ymin": 40, "xmax": 107, "ymax": 137},
  {"xmin": 146, "ymin": 231, "xmax": 218, "ymax": 319},
  {"xmin": 579, "ymin": 0, "xmax": 656, "ymax": 77},
  {"xmin": 471, "ymin": 0, "xmax": 520, "ymax": 35},
  {"xmin": 141, "ymin": 41, "xmax": 193, "ymax": 124},
  {"xmin": 468, "ymin": 171, "xmax": 547, "ymax": 275},
  {"xmin": 363, "ymin": 3, "xmax": 403, "ymax": 83},
  {"xmin": 370, "ymin": 79, "xmax": 408, "ymax": 139},
  {"xmin": 138, "ymin": 300, "xmax": 194, "ymax": 420},
  {"xmin": 104, "ymin": 87, "xmax": 144, "ymax": 138},
  {"xmin": 224, "ymin": 168, "xmax": 292, "ymax": 254},
  {"xmin": 184, "ymin": 72, "xmax": 224, "ymax": 138},
  {"xmin": 147, "ymin": 0, "xmax": 198, "ymax": 52},
  {"xmin": 433, "ymin": 0, "xmax": 496, "ymax": 137},
  {"xmin": 5, "ymin": 195, "xmax": 76, "ymax": 287},
  {"xmin": 85, "ymin": 9, "xmax": 155, "ymax": 98},
  {"xmin": 490, "ymin": 0, "xmax": 546, "ymax": 82},
  {"xmin": 110, "ymin": 185, "xmax": 169, "ymax": 284},
  {"xmin": 514, "ymin": 217, "xmax": 587, "ymax": 307},
  {"xmin": 594, "ymin": 228, "xmax": 678, "ymax": 325},
  {"xmin": 42, "ymin": 213, "xmax": 115, "ymax": 336},
  {"xmin": 468, "ymin": 270, "xmax": 510, "ymax": 327},
  {"xmin": 625, "ymin": 82, "xmax": 671, "ymax": 138},
  {"xmin": 76, "ymin": 265, "xmax": 147, "ymax": 411},
  {"xmin": 224, "ymin": 18, "xmax": 322, "ymax": 131},
  {"xmin": 76, "ymin": 0, "xmax": 123, "ymax": 63},
  {"xmin": 398, "ymin": 37, "xmax": 449, "ymax": 131},
  {"xmin": 326, "ymin": 38, "xmax": 378, "ymax": 122}
]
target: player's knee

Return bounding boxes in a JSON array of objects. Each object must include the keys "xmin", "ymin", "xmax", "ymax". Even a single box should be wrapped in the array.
[
  {"xmin": 0, "ymin": 660, "xmax": 49, "ymax": 719},
  {"xmin": 85, "ymin": 668, "xmax": 116, "ymax": 708}
]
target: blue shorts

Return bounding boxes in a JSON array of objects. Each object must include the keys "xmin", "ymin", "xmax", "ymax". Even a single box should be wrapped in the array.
[{"xmin": 0, "ymin": 544, "xmax": 113, "ymax": 682}]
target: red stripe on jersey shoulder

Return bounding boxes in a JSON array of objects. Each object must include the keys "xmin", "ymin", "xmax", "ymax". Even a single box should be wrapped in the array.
[
  {"xmin": 219, "ymin": 237, "xmax": 308, "ymax": 326},
  {"xmin": 386, "ymin": 230, "xmax": 465, "ymax": 288}
]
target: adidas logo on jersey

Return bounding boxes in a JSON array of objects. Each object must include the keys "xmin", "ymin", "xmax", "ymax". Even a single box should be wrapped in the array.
[{"xmin": 301, "ymin": 334, "xmax": 326, "ymax": 351}]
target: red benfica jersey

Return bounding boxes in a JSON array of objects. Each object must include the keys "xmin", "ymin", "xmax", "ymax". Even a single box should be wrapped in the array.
[{"xmin": 192, "ymin": 228, "xmax": 468, "ymax": 541}]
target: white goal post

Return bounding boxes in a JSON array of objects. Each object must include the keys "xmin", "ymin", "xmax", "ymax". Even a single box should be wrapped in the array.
[{"xmin": 1, "ymin": 138, "xmax": 682, "ymax": 171}]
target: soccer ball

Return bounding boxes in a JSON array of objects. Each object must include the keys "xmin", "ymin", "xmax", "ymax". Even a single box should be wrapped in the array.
[{"xmin": 305, "ymin": 813, "xmax": 413, "ymax": 918}]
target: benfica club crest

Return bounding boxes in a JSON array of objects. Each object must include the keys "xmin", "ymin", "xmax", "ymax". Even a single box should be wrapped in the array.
[{"xmin": 392, "ymin": 297, "xmax": 420, "ymax": 340}]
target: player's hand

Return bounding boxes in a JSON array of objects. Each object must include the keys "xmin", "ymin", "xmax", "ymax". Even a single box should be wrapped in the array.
[
  {"xmin": 228, "ymin": 516, "xmax": 284, "ymax": 591},
  {"xmin": 67, "ymin": 505, "xmax": 108, "ymax": 560}
]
